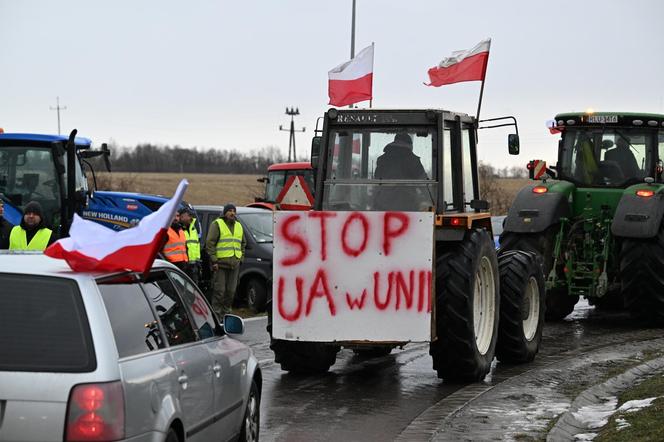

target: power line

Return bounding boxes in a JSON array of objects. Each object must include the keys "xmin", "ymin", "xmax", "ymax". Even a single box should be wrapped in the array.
[
  {"xmin": 49, "ymin": 96, "xmax": 67, "ymax": 135},
  {"xmin": 279, "ymin": 107, "xmax": 305, "ymax": 162}
]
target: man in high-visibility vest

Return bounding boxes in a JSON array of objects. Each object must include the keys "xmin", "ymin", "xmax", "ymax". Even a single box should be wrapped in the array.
[
  {"xmin": 205, "ymin": 203, "xmax": 246, "ymax": 318},
  {"xmin": 9, "ymin": 201, "xmax": 54, "ymax": 251},
  {"xmin": 162, "ymin": 212, "xmax": 188, "ymax": 271},
  {"xmin": 178, "ymin": 207, "xmax": 201, "ymax": 285}
]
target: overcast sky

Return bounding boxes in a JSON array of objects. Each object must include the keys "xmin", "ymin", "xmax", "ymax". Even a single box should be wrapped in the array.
[{"xmin": 1, "ymin": 0, "xmax": 663, "ymax": 168}]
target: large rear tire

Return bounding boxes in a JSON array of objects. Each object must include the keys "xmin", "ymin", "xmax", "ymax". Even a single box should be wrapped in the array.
[
  {"xmin": 500, "ymin": 227, "xmax": 577, "ymax": 320},
  {"xmin": 620, "ymin": 226, "xmax": 664, "ymax": 325},
  {"xmin": 430, "ymin": 229, "xmax": 500, "ymax": 382},
  {"xmin": 496, "ymin": 251, "xmax": 546, "ymax": 363}
]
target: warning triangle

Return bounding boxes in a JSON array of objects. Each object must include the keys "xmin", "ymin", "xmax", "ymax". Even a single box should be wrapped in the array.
[{"xmin": 276, "ymin": 175, "xmax": 314, "ymax": 210}]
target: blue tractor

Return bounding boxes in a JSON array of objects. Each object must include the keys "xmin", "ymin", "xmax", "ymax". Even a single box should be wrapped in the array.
[{"xmin": 0, "ymin": 129, "xmax": 187, "ymax": 236}]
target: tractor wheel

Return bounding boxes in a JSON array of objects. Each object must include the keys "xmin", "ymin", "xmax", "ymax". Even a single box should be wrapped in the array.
[
  {"xmin": 266, "ymin": 300, "xmax": 339, "ymax": 373},
  {"xmin": 270, "ymin": 339, "xmax": 339, "ymax": 374},
  {"xmin": 500, "ymin": 227, "xmax": 578, "ymax": 320},
  {"xmin": 429, "ymin": 229, "xmax": 500, "ymax": 382},
  {"xmin": 496, "ymin": 251, "xmax": 546, "ymax": 363},
  {"xmin": 620, "ymin": 226, "xmax": 664, "ymax": 325}
]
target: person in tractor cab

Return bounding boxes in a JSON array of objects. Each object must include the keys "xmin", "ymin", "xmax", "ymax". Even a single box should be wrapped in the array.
[
  {"xmin": 373, "ymin": 133, "xmax": 429, "ymax": 210},
  {"xmin": 161, "ymin": 212, "xmax": 188, "ymax": 271},
  {"xmin": 605, "ymin": 137, "xmax": 640, "ymax": 178},
  {"xmin": 573, "ymin": 133, "xmax": 599, "ymax": 185},
  {"xmin": 8, "ymin": 201, "xmax": 54, "ymax": 251}
]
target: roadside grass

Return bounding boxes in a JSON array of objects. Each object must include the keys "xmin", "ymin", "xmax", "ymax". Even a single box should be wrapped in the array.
[
  {"xmin": 231, "ymin": 307, "xmax": 267, "ymax": 320},
  {"xmin": 594, "ymin": 372, "xmax": 664, "ymax": 441}
]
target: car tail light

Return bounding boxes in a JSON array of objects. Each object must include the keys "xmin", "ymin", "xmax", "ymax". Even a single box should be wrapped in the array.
[
  {"xmin": 65, "ymin": 382, "xmax": 124, "ymax": 441},
  {"xmin": 636, "ymin": 189, "xmax": 654, "ymax": 198},
  {"xmin": 532, "ymin": 186, "xmax": 548, "ymax": 194}
]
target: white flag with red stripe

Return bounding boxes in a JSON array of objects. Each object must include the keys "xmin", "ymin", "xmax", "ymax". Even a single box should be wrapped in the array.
[
  {"xmin": 328, "ymin": 44, "xmax": 374, "ymax": 107},
  {"xmin": 426, "ymin": 38, "xmax": 491, "ymax": 87},
  {"xmin": 45, "ymin": 180, "xmax": 188, "ymax": 273}
]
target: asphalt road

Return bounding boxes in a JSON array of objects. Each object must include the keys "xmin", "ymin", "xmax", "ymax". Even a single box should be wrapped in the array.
[{"xmin": 235, "ymin": 301, "xmax": 664, "ymax": 441}]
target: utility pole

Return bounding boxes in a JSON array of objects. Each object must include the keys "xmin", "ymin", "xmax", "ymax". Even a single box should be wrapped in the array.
[
  {"xmin": 279, "ymin": 107, "xmax": 305, "ymax": 162},
  {"xmin": 50, "ymin": 96, "xmax": 67, "ymax": 135}
]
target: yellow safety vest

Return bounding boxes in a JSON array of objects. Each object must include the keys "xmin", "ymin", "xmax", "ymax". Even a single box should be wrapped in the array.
[
  {"xmin": 9, "ymin": 226, "xmax": 52, "ymax": 251},
  {"xmin": 184, "ymin": 218, "xmax": 201, "ymax": 262},
  {"xmin": 215, "ymin": 219, "xmax": 243, "ymax": 259}
]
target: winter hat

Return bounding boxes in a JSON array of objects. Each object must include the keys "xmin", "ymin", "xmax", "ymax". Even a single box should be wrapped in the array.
[
  {"xmin": 386, "ymin": 133, "xmax": 413, "ymax": 151},
  {"xmin": 222, "ymin": 203, "xmax": 237, "ymax": 216},
  {"xmin": 24, "ymin": 201, "xmax": 44, "ymax": 218}
]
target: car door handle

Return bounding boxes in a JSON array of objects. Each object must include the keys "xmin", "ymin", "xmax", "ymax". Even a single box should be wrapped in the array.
[
  {"xmin": 178, "ymin": 374, "xmax": 189, "ymax": 389},
  {"xmin": 213, "ymin": 363, "xmax": 222, "ymax": 378}
]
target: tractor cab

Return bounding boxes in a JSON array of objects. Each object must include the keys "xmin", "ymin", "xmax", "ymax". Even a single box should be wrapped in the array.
[
  {"xmin": 0, "ymin": 133, "xmax": 92, "ymax": 230},
  {"xmin": 552, "ymin": 113, "xmax": 663, "ymax": 188}
]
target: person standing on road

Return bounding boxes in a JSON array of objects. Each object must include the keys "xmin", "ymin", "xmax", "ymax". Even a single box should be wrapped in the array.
[
  {"xmin": 8, "ymin": 201, "xmax": 54, "ymax": 251},
  {"xmin": 162, "ymin": 212, "xmax": 188, "ymax": 271},
  {"xmin": 206, "ymin": 204, "xmax": 246, "ymax": 318},
  {"xmin": 0, "ymin": 200, "xmax": 13, "ymax": 249},
  {"xmin": 178, "ymin": 207, "xmax": 201, "ymax": 285}
]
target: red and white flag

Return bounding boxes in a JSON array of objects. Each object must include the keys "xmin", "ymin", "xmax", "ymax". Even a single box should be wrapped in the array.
[
  {"xmin": 45, "ymin": 179, "xmax": 188, "ymax": 273},
  {"xmin": 328, "ymin": 44, "xmax": 374, "ymax": 107},
  {"xmin": 426, "ymin": 38, "xmax": 491, "ymax": 87}
]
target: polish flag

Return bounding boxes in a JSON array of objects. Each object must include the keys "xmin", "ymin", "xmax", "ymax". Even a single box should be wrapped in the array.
[
  {"xmin": 426, "ymin": 39, "xmax": 491, "ymax": 87},
  {"xmin": 45, "ymin": 179, "xmax": 188, "ymax": 273},
  {"xmin": 328, "ymin": 44, "xmax": 374, "ymax": 107}
]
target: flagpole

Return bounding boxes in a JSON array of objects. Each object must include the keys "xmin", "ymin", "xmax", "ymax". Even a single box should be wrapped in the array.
[
  {"xmin": 369, "ymin": 41, "xmax": 374, "ymax": 108},
  {"xmin": 349, "ymin": 0, "xmax": 356, "ymax": 109},
  {"xmin": 475, "ymin": 46, "xmax": 490, "ymax": 122}
]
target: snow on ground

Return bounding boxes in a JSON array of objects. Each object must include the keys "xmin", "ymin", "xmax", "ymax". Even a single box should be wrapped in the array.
[
  {"xmin": 615, "ymin": 418, "xmax": 630, "ymax": 431},
  {"xmin": 572, "ymin": 396, "xmax": 618, "ymax": 428},
  {"xmin": 617, "ymin": 397, "xmax": 658, "ymax": 413}
]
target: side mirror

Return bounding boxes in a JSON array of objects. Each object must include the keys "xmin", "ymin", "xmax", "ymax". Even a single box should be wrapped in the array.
[
  {"xmin": 508, "ymin": 134, "xmax": 520, "ymax": 155},
  {"xmin": 223, "ymin": 314, "xmax": 245, "ymax": 335},
  {"xmin": 311, "ymin": 136, "xmax": 322, "ymax": 168},
  {"xmin": 256, "ymin": 177, "xmax": 267, "ymax": 183}
]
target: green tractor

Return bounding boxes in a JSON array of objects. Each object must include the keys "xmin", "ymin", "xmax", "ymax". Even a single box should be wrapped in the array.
[{"xmin": 500, "ymin": 112, "xmax": 664, "ymax": 322}]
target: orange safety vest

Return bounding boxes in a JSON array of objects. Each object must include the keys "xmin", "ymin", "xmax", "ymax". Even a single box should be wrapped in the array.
[{"xmin": 163, "ymin": 227, "xmax": 188, "ymax": 263}]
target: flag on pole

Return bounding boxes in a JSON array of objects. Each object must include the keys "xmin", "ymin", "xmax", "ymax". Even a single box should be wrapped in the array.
[
  {"xmin": 328, "ymin": 44, "xmax": 374, "ymax": 107},
  {"xmin": 425, "ymin": 39, "xmax": 491, "ymax": 87},
  {"xmin": 45, "ymin": 179, "xmax": 188, "ymax": 273}
]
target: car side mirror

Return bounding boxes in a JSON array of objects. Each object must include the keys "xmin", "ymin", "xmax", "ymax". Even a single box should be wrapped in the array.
[
  {"xmin": 508, "ymin": 134, "xmax": 520, "ymax": 155},
  {"xmin": 311, "ymin": 136, "xmax": 322, "ymax": 168},
  {"xmin": 223, "ymin": 314, "xmax": 245, "ymax": 335},
  {"xmin": 257, "ymin": 177, "xmax": 267, "ymax": 183}
]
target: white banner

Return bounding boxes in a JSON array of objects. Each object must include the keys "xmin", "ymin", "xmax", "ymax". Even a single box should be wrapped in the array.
[{"xmin": 273, "ymin": 211, "xmax": 433, "ymax": 342}]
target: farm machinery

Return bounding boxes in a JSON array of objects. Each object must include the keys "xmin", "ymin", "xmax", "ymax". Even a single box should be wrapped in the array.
[
  {"xmin": 267, "ymin": 108, "xmax": 546, "ymax": 381},
  {"xmin": 500, "ymin": 112, "xmax": 664, "ymax": 323}
]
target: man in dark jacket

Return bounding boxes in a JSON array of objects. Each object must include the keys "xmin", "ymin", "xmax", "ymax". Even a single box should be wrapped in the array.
[
  {"xmin": 8, "ymin": 201, "xmax": 55, "ymax": 251},
  {"xmin": 605, "ymin": 138, "xmax": 640, "ymax": 179},
  {"xmin": 205, "ymin": 204, "xmax": 246, "ymax": 318},
  {"xmin": 0, "ymin": 200, "xmax": 13, "ymax": 249},
  {"xmin": 373, "ymin": 133, "xmax": 429, "ymax": 211}
]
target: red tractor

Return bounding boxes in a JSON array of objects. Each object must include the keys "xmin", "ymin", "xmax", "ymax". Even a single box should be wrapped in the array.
[{"xmin": 250, "ymin": 162, "xmax": 315, "ymax": 210}]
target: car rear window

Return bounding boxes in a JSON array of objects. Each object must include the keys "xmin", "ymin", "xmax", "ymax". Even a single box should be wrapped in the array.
[{"xmin": 0, "ymin": 273, "xmax": 96, "ymax": 373}]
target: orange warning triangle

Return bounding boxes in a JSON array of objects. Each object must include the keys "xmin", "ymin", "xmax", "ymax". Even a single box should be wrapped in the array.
[{"xmin": 276, "ymin": 175, "xmax": 314, "ymax": 210}]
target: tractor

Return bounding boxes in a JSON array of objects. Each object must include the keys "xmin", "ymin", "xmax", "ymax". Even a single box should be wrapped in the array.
[
  {"xmin": 267, "ymin": 108, "xmax": 546, "ymax": 381},
  {"xmin": 500, "ymin": 112, "xmax": 664, "ymax": 323},
  {"xmin": 0, "ymin": 129, "xmax": 193, "ymax": 236},
  {"xmin": 250, "ymin": 161, "xmax": 315, "ymax": 210}
]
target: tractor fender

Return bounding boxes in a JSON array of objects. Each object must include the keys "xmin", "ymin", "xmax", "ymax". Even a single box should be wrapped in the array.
[
  {"xmin": 611, "ymin": 192, "xmax": 664, "ymax": 239},
  {"xmin": 503, "ymin": 184, "xmax": 571, "ymax": 234}
]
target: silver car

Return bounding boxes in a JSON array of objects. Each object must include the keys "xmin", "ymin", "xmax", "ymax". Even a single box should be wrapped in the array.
[{"xmin": 0, "ymin": 253, "xmax": 261, "ymax": 442}]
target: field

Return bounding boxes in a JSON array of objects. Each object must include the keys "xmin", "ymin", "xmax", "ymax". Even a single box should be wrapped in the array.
[
  {"xmin": 93, "ymin": 172, "xmax": 265, "ymax": 206},
  {"xmin": 93, "ymin": 172, "xmax": 531, "ymax": 215}
]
